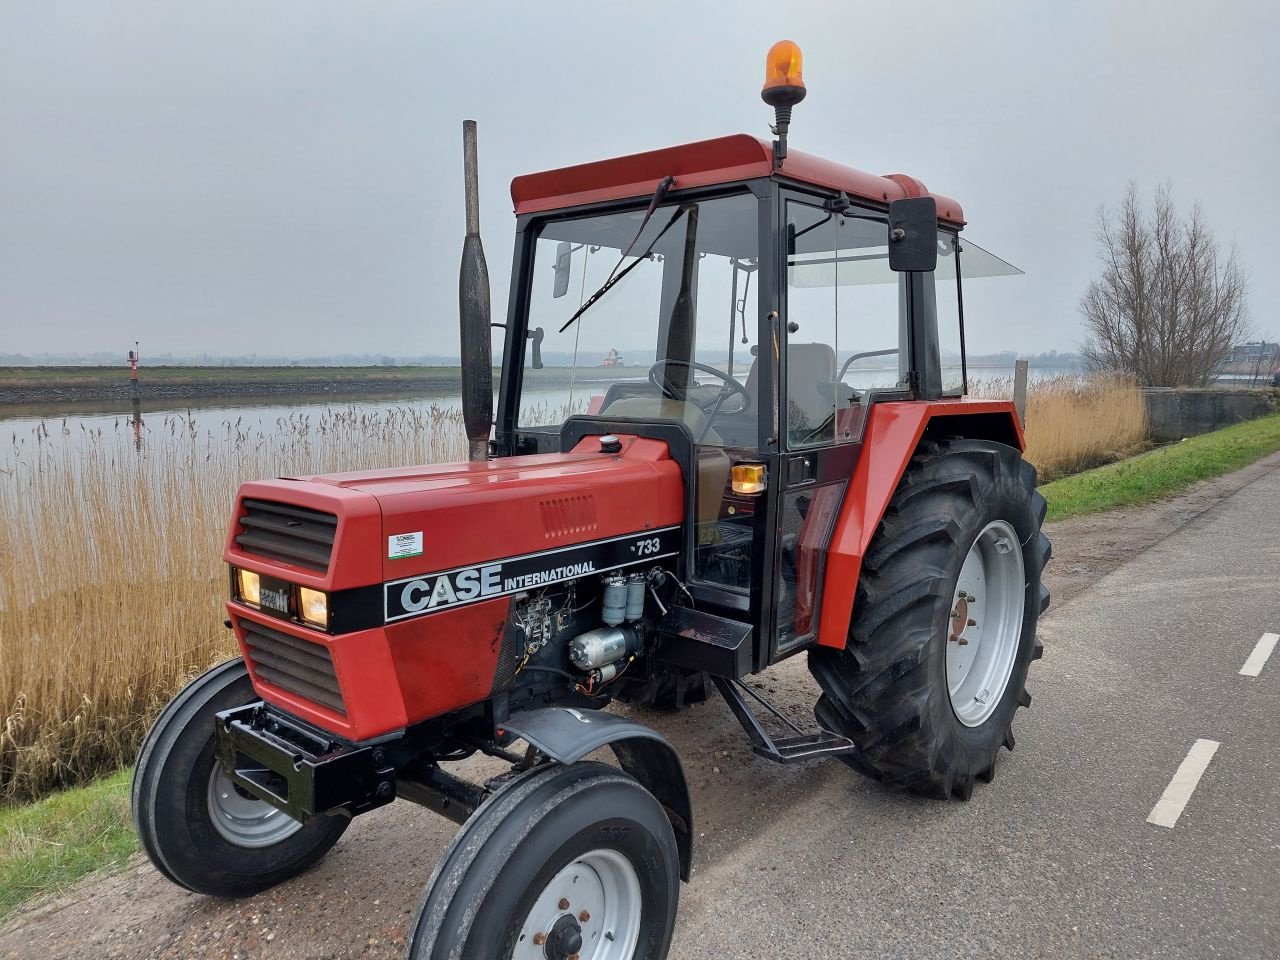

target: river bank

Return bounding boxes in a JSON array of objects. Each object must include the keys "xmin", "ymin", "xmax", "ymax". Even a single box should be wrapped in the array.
[{"xmin": 0, "ymin": 365, "xmax": 652, "ymax": 405}]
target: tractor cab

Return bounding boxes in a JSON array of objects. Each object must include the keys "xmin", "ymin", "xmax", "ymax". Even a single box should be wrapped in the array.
[{"xmin": 496, "ymin": 135, "xmax": 1017, "ymax": 665}]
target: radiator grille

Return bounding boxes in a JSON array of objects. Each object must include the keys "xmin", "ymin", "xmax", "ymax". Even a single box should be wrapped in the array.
[
  {"xmin": 235, "ymin": 499, "xmax": 337, "ymax": 572},
  {"xmin": 242, "ymin": 622, "xmax": 346, "ymax": 715}
]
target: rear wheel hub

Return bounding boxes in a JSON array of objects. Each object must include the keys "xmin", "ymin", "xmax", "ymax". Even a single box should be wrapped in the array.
[{"xmin": 946, "ymin": 519, "xmax": 1026, "ymax": 727}]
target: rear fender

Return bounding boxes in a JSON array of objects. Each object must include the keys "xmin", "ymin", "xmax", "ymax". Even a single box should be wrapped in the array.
[
  {"xmin": 816, "ymin": 400, "xmax": 1023, "ymax": 649},
  {"xmin": 500, "ymin": 707, "xmax": 693, "ymax": 880}
]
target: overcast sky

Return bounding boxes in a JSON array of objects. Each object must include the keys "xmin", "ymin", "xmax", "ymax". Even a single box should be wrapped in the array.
[{"xmin": 1, "ymin": 1, "xmax": 1277, "ymax": 360}]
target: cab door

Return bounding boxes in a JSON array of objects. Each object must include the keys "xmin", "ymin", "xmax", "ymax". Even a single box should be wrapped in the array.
[{"xmin": 769, "ymin": 195, "xmax": 909, "ymax": 661}]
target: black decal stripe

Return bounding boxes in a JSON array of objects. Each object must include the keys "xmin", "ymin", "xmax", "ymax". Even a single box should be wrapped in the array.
[{"xmin": 383, "ymin": 526, "xmax": 681, "ymax": 624}]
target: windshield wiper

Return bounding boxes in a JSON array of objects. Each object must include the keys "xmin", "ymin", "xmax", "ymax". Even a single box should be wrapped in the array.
[{"xmin": 558, "ymin": 175, "xmax": 680, "ymax": 334}]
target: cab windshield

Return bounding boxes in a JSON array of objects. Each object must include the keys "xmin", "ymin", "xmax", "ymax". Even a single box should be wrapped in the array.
[{"xmin": 516, "ymin": 192, "xmax": 760, "ymax": 448}]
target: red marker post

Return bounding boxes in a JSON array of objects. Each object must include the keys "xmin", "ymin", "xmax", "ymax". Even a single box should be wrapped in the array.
[{"xmin": 128, "ymin": 343, "xmax": 143, "ymax": 448}]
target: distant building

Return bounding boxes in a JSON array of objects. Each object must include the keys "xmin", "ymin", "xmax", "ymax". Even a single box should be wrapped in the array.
[{"xmin": 1230, "ymin": 341, "xmax": 1279, "ymax": 363}]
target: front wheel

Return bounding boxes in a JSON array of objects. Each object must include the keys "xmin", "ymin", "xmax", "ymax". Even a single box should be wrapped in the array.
[
  {"xmin": 408, "ymin": 761, "xmax": 680, "ymax": 960},
  {"xmin": 131, "ymin": 658, "xmax": 348, "ymax": 896},
  {"xmin": 809, "ymin": 438, "xmax": 1051, "ymax": 799}
]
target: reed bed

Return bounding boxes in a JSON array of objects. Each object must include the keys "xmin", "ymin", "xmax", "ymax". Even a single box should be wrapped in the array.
[
  {"xmin": 0, "ymin": 406, "xmax": 470, "ymax": 802},
  {"xmin": 972, "ymin": 374, "xmax": 1148, "ymax": 480},
  {"xmin": 0, "ymin": 380, "xmax": 1143, "ymax": 802}
]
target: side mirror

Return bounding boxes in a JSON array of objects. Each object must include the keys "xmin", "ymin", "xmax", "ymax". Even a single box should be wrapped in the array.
[
  {"xmin": 887, "ymin": 197, "xmax": 938, "ymax": 272},
  {"xmin": 552, "ymin": 241, "xmax": 573, "ymax": 298},
  {"xmin": 527, "ymin": 326, "xmax": 544, "ymax": 369}
]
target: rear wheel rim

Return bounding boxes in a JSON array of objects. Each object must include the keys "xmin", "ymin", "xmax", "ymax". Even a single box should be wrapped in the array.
[
  {"xmin": 206, "ymin": 763, "xmax": 304, "ymax": 848},
  {"xmin": 514, "ymin": 847, "xmax": 642, "ymax": 960},
  {"xmin": 946, "ymin": 519, "xmax": 1026, "ymax": 727}
]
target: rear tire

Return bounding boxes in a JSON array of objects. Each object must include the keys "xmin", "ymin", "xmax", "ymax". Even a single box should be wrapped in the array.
[
  {"xmin": 613, "ymin": 669, "xmax": 711, "ymax": 711},
  {"xmin": 131, "ymin": 658, "xmax": 349, "ymax": 896},
  {"xmin": 408, "ymin": 761, "xmax": 679, "ymax": 960},
  {"xmin": 809, "ymin": 438, "xmax": 1051, "ymax": 799}
]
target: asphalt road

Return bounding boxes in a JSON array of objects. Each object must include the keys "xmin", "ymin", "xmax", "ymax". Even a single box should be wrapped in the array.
[
  {"xmin": 671, "ymin": 462, "xmax": 1280, "ymax": 960},
  {"xmin": 3, "ymin": 459, "xmax": 1278, "ymax": 960}
]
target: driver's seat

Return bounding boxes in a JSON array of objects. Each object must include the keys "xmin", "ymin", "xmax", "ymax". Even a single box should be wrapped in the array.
[{"xmin": 743, "ymin": 342, "xmax": 836, "ymax": 439}]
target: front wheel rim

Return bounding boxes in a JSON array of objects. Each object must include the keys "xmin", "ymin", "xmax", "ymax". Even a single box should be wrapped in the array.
[
  {"xmin": 515, "ymin": 848, "xmax": 642, "ymax": 960},
  {"xmin": 946, "ymin": 519, "xmax": 1026, "ymax": 727},
  {"xmin": 207, "ymin": 763, "xmax": 304, "ymax": 848}
]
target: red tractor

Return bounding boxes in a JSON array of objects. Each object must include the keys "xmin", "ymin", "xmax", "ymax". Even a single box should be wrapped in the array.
[{"xmin": 134, "ymin": 42, "xmax": 1048, "ymax": 960}]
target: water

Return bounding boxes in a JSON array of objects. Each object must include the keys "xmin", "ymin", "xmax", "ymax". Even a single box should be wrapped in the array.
[{"xmin": 0, "ymin": 361, "xmax": 1075, "ymax": 454}]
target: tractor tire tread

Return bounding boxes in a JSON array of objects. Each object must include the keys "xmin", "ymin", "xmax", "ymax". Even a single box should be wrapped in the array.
[{"xmin": 809, "ymin": 437, "xmax": 1048, "ymax": 800}]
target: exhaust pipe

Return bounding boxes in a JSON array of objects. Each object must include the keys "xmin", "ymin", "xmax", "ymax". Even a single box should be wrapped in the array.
[{"xmin": 459, "ymin": 119, "xmax": 493, "ymax": 462}]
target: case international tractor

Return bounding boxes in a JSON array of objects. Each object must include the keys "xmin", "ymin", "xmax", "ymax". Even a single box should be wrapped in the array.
[{"xmin": 134, "ymin": 42, "xmax": 1049, "ymax": 960}]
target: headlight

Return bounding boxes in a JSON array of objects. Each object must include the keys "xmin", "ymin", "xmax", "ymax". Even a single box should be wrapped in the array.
[
  {"xmin": 298, "ymin": 587, "xmax": 329, "ymax": 630},
  {"xmin": 236, "ymin": 568, "xmax": 261, "ymax": 605}
]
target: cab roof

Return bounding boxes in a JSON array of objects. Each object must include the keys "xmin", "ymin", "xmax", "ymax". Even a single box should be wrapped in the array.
[{"xmin": 510, "ymin": 133, "xmax": 964, "ymax": 225}]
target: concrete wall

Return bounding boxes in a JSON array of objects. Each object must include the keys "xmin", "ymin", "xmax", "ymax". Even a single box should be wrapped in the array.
[{"xmin": 1143, "ymin": 388, "xmax": 1277, "ymax": 442}]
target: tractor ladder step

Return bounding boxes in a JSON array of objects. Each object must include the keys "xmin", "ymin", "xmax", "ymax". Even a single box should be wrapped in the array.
[{"xmin": 710, "ymin": 676, "xmax": 858, "ymax": 764}]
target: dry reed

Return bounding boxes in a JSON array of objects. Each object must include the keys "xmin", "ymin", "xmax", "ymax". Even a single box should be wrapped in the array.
[
  {"xmin": 969, "ymin": 374, "xmax": 1149, "ymax": 480},
  {"xmin": 0, "ymin": 380, "xmax": 1143, "ymax": 802},
  {"xmin": 0, "ymin": 406, "xmax": 470, "ymax": 802}
]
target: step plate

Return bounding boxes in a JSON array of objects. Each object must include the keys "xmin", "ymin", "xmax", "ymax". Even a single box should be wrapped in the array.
[{"xmin": 754, "ymin": 731, "xmax": 859, "ymax": 763}]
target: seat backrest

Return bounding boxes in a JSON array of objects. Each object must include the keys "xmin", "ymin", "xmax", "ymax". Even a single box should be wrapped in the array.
[
  {"xmin": 743, "ymin": 343, "xmax": 837, "ymax": 438},
  {"xmin": 786, "ymin": 343, "xmax": 837, "ymax": 435}
]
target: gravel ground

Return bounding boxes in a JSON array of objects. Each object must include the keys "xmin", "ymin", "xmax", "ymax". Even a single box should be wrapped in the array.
[{"xmin": 3, "ymin": 451, "xmax": 1277, "ymax": 960}]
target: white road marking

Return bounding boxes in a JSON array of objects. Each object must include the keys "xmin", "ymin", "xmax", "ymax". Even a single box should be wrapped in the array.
[
  {"xmin": 1239, "ymin": 632, "xmax": 1279, "ymax": 678},
  {"xmin": 1147, "ymin": 739, "xmax": 1220, "ymax": 829}
]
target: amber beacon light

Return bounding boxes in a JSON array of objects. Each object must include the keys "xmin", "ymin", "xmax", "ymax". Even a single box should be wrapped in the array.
[
  {"xmin": 761, "ymin": 40, "xmax": 806, "ymax": 168},
  {"xmin": 761, "ymin": 40, "xmax": 806, "ymax": 106}
]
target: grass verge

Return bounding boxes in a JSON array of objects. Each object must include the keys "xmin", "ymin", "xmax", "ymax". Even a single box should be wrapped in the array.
[
  {"xmin": 1040, "ymin": 411, "xmax": 1280, "ymax": 522},
  {"xmin": 0, "ymin": 769, "xmax": 135, "ymax": 921}
]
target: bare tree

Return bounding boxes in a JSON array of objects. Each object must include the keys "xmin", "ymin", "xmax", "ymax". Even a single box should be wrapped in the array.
[{"xmin": 1080, "ymin": 184, "xmax": 1251, "ymax": 386}]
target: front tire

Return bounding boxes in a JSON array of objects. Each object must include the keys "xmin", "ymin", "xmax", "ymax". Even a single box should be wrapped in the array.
[
  {"xmin": 408, "ymin": 761, "xmax": 680, "ymax": 960},
  {"xmin": 809, "ymin": 439, "xmax": 1051, "ymax": 799},
  {"xmin": 131, "ymin": 658, "xmax": 348, "ymax": 896}
]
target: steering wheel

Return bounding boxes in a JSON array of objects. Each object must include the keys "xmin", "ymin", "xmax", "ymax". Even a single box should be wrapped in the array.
[{"xmin": 647, "ymin": 359, "xmax": 751, "ymax": 440}]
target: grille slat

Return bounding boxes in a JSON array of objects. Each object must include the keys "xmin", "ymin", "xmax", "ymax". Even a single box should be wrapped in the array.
[
  {"xmin": 235, "ymin": 499, "xmax": 337, "ymax": 571},
  {"xmin": 243, "ymin": 623, "xmax": 345, "ymax": 716},
  {"xmin": 248, "ymin": 646, "xmax": 339, "ymax": 692},
  {"xmin": 239, "ymin": 514, "xmax": 336, "ymax": 546}
]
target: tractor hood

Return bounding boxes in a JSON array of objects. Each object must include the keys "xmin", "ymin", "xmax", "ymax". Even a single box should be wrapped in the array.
[{"xmin": 225, "ymin": 434, "xmax": 686, "ymax": 594}]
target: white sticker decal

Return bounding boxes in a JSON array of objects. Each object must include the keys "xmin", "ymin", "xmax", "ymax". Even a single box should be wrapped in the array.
[{"xmin": 388, "ymin": 532, "xmax": 423, "ymax": 560}]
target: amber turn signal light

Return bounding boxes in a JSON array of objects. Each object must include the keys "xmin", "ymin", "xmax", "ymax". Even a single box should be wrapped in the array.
[
  {"xmin": 761, "ymin": 40, "xmax": 807, "ymax": 107},
  {"xmin": 731, "ymin": 463, "xmax": 767, "ymax": 495}
]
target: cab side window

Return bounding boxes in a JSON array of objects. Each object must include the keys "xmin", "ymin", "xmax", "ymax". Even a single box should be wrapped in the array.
[
  {"xmin": 785, "ymin": 201, "xmax": 906, "ymax": 448},
  {"xmin": 936, "ymin": 232, "xmax": 966, "ymax": 395}
]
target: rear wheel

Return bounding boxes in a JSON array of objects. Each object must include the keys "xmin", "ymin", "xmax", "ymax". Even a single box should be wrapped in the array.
[
  {"xmin": 408, "ymin": 761, "xmax": 679, "ymax": 960},
  {"xmin": 809, "ymin": 438, "xmax": 1050, "ymax": 799},
  {"xmin": 613, "ymin": 668, "xmax": 711, "ymax": 711},
  {"xmin": 131, "ymin": 658, "xmax": 348, "ymax": 896}
]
